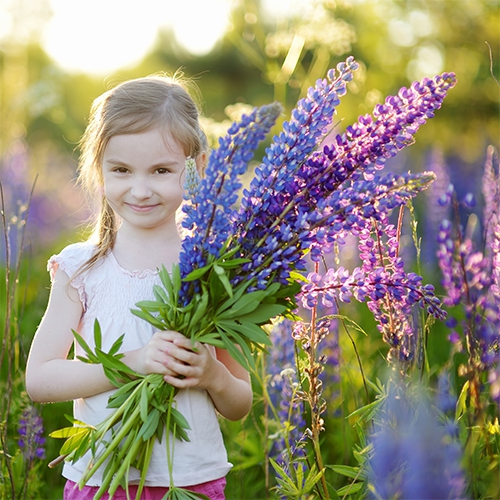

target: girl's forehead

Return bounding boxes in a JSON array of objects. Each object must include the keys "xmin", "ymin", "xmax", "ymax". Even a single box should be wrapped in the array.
[
  {"xmin": 106, "ymin": 128, "xmax": 183, "ymax": 151},
  {"xmin": 103, "ymin": 128, "xmax": 186, "ymax": 161}
]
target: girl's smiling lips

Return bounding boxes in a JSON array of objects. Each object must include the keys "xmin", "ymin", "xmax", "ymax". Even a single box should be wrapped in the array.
[{"xmin": 126, "ymin": 203, "xmax": 159, "ymax": 212}]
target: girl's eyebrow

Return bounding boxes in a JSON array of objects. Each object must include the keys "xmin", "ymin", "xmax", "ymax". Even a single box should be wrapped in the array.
[{"xmin": 104, "ymin": 159, "xmax": 180, "ymax": 169}]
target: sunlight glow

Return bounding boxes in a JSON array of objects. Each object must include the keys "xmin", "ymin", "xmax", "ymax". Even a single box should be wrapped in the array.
[{"xmin": 42, "ymin": 0, "xmax": 232, "ymax": 75}]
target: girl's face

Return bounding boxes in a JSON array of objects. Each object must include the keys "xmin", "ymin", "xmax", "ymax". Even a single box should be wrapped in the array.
[{"xmin": 102, "ymin": 127, "xmax": 186, "ymax": 234}]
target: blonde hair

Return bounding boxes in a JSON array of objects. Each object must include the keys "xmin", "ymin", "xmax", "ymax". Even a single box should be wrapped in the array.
[{"xmin": 77, "ymin": 73, "xmax": 207, "ymax": 273}]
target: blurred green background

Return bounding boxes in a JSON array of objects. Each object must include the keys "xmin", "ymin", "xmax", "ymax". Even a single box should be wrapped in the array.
[{"xmin": 0, "ymin": 0, "xmax": 498, "ymax": 498}]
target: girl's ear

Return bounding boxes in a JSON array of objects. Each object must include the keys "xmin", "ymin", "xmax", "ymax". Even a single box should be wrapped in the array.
[{"xmin": 195, "ymin": 151, "xmax": 208, "ymax": 175}]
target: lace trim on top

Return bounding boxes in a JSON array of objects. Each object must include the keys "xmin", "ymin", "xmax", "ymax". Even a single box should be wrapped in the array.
[
  {"xmin": 47, "ymin": 255, "xmax": 88, "ymax": 311},
  {"xmin": 108, "ymin": 252, "xmax": 159, "ymax": 279}
]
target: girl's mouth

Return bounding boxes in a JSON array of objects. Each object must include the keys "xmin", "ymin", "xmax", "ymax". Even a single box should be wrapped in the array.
[{"xmin": 126, "ymin": 203, "xmax": 159, "ymax": 213}]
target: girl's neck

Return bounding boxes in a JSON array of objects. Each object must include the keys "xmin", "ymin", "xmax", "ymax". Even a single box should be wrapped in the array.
[{"xmin": 112, "ymin": 227, "xmax": 182, "ymax": 272}]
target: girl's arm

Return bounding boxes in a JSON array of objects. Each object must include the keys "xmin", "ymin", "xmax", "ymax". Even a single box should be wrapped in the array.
[
  {"xmin": 152, "ymin": 333, "xmax": 253, "ymax": 421},
  {"xmin": 26, "ymin": 268, "xmax": 116, "ymax": 403}
]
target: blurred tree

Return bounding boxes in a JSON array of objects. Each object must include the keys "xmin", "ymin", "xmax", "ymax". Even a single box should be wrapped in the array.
[{"xmin": 0, "ymin": 0, "xmax": 52, "ymax": 155}]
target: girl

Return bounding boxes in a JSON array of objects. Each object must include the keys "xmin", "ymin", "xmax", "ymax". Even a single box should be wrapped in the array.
[{"xmin": 25, "ymin": 75, "xmax": 253, "ymax": 500}]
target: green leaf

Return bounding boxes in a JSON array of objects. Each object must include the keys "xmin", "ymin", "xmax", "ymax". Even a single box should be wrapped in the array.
[
  {"xmin": 269, "ymin": 458, "xmax": 300, "ymax": 495},
  {"xmin": 139, "ymin": 409, "xmax": 161, "ymax": 441},
  {"xmin": 157, "ymin": 265, "xmax": 173, "ymax": 298},
  {"xmin": 187, "ymin": 293, "xmax": 209, "ymax": 332},
  {"xmin": 134, "ymin": 300, "xmax": 165, "ymax": 312},
  {"xmin": 169, "ymin": 407, "xmax": 191, "ymax": 442},
  {"xmin": 183, "ymin": 263, "xmax": 214, "ymax": 282},
  {"xmin": 303, "ymin": 464, "xmax": 324, "ymax": 492},
  {"xmin": 213, "ymin": 263, "xmax": 233, "ymax": 298},
  {"xmin": 347, "ymin": 398, "xmax": 383, "ymax": 421},
  {"xmin": 94, "ymin": 318, "xmax": 102, "ymax": 350},
  {"xmin": 216, "ymin": 257, "xmax": 251, "ymax": 269},
  {"xmin": 107, "ymin": 380, "xmax": 141, "ymax": 409},
  {"xmin": 336, "ymin": 482, "xmax": 363, "ymax": 496},
  {"xmin": 72, "ymin": 330, "xmax": 99, "ymax": 363},
  {"xmin": 172, "ymin": 265, "xmax": 182, "ymax": 295},
  {"xmin": 216, "ymin": 291, "xmax": 266, "ymax": 318},
  {"xmin": 456, "ymin": 380, "xmax": 469, "ymax": 421},
  {"xmin": 60, "ymin": 428, "xmax": 92, "ymax": 455},
  {"xmin": 217, "ymin": 328, "xmax": 252, "ymax": 370},
  {"xmin": 194, "ymin": 334, "xmax": 226, "ymax": 348},
  {"xmin": 238, "ymin": 303, "xmax": 286, "ymax": 324},
  {"xmin": 130, "ymin": 308, "xmax": 166, "ymax": 330},
  {"xmin": 289, "ymin": 270, "xmax": 308, "ymax": 283},
  {"xmin": 216, "ymin": 319, "xmax": 271, "ymax": 346},
  {"xmin": 108, "ymin": 334, "xmax": 126, "ymax": 357},
  {"xmin": 49, "ymin": 425, "xmax": 93, "ymax": 439},
  {"xmin": 153, "ymin": 284, "xmax": 169, "ymax": 303},
  {"xmin": 95, "ymin": 348, "xmax": 139, "ymax": 377},
  {"xmin": 328, "ymin": 464, "xmax": 366, "ymax": 480}
]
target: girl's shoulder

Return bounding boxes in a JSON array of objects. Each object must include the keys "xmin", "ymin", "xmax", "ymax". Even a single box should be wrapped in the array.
[{"xmin": 47, "ymin": 241, "xmax": 98, "ymax": 280}]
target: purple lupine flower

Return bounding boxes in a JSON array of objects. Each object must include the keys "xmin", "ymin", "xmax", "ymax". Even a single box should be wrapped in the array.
[
  {"xmin": 267, "ymin": 319, "xmax": 306, "ymax": 465},
  {"xmin": 178, "ymin": 102, "xmax": 282, "ymax": 300},
  {"xmin": 423, "ymin": 147, "xmax": 452, "ymax": 266},
  {"xmin": 437, "ymin": 153, "xmax": 500, "ymax": 409},
  {"xmin": 436, "ymin": 218, "xmax": 464, "ymax": 307},
  {"xmin": 482, "ymin": 145, "xmax": 499, "ymax": 254},
  {"xmin": 235, "ymin": 58, "xmax": 358, "ymax": 288},
  {"xmin": 18, "ymin": 405, "xmax": 46, "ymax": 461},
  {"xmin": 234, "ymin": 70, "xmax": 455, "ymax": 293},
  {"xmin": 316, "ymin": 312, "xmax": 341, "ymax": 411},
  {"xmin": 367, "ymin": 383, "xmax": 467, "ymax": 500},
  {"xmin": 299, "ymin": 213, "xmax": 445, "ymax": 367},
  {"xmin": 238, "ymin": 170, "xmax": 437, "ymax": 293}
]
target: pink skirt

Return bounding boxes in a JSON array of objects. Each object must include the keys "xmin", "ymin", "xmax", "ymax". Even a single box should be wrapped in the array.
[{"xmin": 63, "ymin": 477, "xmax": 226, "ymax": 500}]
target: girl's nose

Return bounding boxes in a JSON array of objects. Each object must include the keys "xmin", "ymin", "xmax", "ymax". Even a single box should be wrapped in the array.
[{"xmin": 130, "ymin": 178, "xmax": 153, "ymax": 200}]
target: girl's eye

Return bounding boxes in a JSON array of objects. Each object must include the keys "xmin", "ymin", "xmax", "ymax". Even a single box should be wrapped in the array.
[
  {"xmin": 155, "ymin": 168, "xmax": 170, "ymax": 174},
  {"xmin": 112, "ymin": 167, "xmax": 129, "ymax": 174}
]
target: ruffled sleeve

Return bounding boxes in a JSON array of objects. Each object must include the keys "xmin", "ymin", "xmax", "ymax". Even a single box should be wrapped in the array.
[{"xmin": 47, "ymin": 242, "xmax": 97, "ymax": 312}]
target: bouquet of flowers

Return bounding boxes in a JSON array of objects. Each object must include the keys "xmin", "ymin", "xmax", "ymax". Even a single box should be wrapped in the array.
[{"xmin": 50, "ymin": 57, "xmax": 456, "ymax": 499}]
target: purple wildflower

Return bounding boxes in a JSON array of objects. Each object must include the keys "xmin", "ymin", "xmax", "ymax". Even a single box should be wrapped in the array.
[
  {"xmin": 267, "ymin": 319, "xmax": 306, "ymax": 465},
  {"xmin": 299, "ymin": 213, "xmax": 445, "ymax": 368},
  {"xmin": 482, "ymin": 145, "xmax": 499, "ymax": 254},
  {"xmin": 235, "ymin": 70, "xmax": 456, "ymax": 292},
  {"xmin": 437, "ymin": 150, "xmax": 500, "ymax": 410},
  {"xmin": 178, "ymin": 102, "xmax": 282, "ymax": 299},
  {"xmin": 18, "ymin": 405, "xmax": 46, "ymax": 461},
  {"xmin": 367, "ymin": 382, "xmax": 467, "ymax": 500}
]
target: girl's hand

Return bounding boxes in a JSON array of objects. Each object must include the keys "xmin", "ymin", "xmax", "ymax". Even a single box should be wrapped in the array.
[
  {"xmin": 161, "ymin": 332, "xmax": 219, "ymax": 391},
  {"xmin": 127, "ymin": 330, "xmax": 253, "ymax": 421},
  {"xmin": 123, "ymin": 331, "xmax": 181, "ymax": 377}
]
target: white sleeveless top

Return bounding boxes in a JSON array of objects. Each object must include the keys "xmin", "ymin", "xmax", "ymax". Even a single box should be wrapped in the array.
[{"xmin": 48, "ymin": 242, "xmax": 232, "ymax": 487}]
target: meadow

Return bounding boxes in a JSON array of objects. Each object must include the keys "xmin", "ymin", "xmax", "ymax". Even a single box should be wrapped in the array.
[{"xmin": 0, "ymin": 1, "xmax": 498, "ymax": 499}]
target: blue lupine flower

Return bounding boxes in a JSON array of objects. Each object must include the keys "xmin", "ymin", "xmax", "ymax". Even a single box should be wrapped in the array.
[
  {"xmin": 267, "ymin": 319, "xmax": 306, "ymax": 465},
  {"xmin": 437, "ymin": 149, "xmax": 500, "ymax": 409},
  {"xmin": 18, "ymin": 405, "xmax": 46, "ymax": 461},
  {"xmin": 232, "ymin": 71, "xmax": 455, "ymax": 295},
  {"xmin": 482, "ymin": 145, "xmax": 499, "ymax": 255},
  {"xmin": 178, "ymin": 102, "xmax": 282, "ymax": 300},
  {"xmin": 367, "ymin": 382, "xmax": 467, "ymax": 500}
]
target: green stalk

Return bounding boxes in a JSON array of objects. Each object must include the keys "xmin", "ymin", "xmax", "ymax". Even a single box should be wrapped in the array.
[
  {"xmin": 134, "ymin": 437, "xmax": 155, "ymax": 500},
  {"xmin": 96, "ymin": 380, "xmax": 146, "ymax": 436},
  {"xmin": 165, "ymin": 389, "xmax": 177, "ymax": 488},
  {"xmin": 79, "ymin": 404, "xmax": 142, "ymax": 487},
  {"xmin": 102, "ymin": 436, "xmax": 143, "ymax": 500},
  {"xmin": 93, "ymin": 429, "xmax": 139, "ymax": 498}
]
